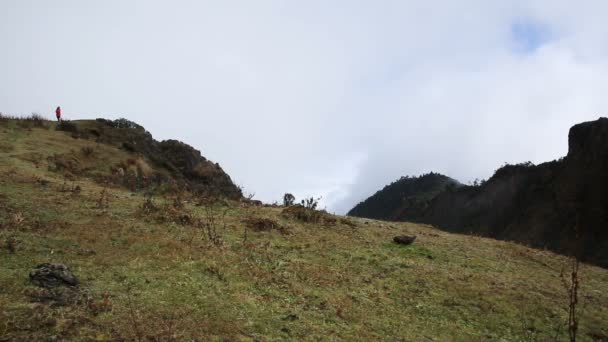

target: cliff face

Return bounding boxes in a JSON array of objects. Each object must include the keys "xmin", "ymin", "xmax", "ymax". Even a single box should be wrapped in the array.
[{"xmin": 351, "ymin": 118, "xmax": 608, "ymax": 267}]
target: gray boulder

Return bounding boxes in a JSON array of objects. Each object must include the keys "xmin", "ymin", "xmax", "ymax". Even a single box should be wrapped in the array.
[
  {"xmin": 29, "ymin": 263, "xmax": 79, "ymax": 288},
  {"xmin": 393, "ymin": 235, "xmax": 417, "ymax": 245}
]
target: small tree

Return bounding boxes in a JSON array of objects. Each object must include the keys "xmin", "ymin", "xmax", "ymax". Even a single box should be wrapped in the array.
[
  {"xmin": 561, "ymin": 256, "xmax": 580, "ymax": 342},
  {"xmin": 561, "ymin": 218, "xmax": 582, "ymax": 342},
  {"xmin": 283, "ymin": 193, "xmax": 295, "ymax": 207}
]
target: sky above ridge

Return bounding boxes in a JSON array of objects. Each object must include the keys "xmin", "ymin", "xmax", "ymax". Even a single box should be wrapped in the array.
[{"xmin": 2, "ymin": 1, "xmax": 608, "ymax": 213}]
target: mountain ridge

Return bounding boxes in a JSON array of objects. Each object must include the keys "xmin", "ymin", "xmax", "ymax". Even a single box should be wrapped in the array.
[{"xmin": 348, "ymin": 117, "xmax": 608, "ymax": 268}]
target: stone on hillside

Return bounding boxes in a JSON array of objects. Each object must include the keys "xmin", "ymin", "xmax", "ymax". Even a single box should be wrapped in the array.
[
  {"xmin": 29, "ymin": 263, "xmax": 79, "ymax": 288},
  {"xmin": 393, "ymin": 235, "xmax": 416, "ymax": 245}
]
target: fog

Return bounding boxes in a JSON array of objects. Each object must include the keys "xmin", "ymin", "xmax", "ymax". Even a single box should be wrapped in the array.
[{"xmin": 2, "ymin": 1, "xmax": 608, "ymax": 213}]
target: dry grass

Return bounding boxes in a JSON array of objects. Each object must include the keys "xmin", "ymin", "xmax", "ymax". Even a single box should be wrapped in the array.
[{"xmin": 0, "ymin": 119, "xmax": 607, "ymax": 340}]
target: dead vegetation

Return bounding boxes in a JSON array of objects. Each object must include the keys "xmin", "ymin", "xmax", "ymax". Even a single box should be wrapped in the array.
[
  {"xmin": 201, "ymin": 203, "xmax": 231, "ymax": 245},
  {"xmin": 96, "ymin": 187, "xmax": 110, "ymax": 211},
  {"xmin": 243, "ymin": 216, "xmax": 287, "ymax": 234},
  {"xmin": 59, "ymin": 180, "xmax": 81, "ymax": 194},
  {"xmin": 0, "ymin": 113, "xmax": 50, "ymax": 129},
  {"xmin": 80, "ymin": 146, "xmax": 95, "ymax": 157},
  {"xmin": 281, "ymin": 205, "xmax": 337, "ymax": 226}
]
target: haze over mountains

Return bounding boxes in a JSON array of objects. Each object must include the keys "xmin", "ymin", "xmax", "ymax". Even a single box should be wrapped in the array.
[{"xmin": 4, "ymin": 1, "xmax": 608, "ymax": 212}]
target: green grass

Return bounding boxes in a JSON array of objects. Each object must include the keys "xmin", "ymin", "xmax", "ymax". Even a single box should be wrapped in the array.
[{"xmin": 0, "ymin": 120, "xmax": 607, "ymax": 340}]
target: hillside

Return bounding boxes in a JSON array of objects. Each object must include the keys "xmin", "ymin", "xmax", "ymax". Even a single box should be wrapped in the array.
[
  {"xmin": 348, "ymin": 173, "xmax": 460, "ymax": 220},
  {"xmin": 1, "ymin": 117, "xmax": 608, "ymax": 340},
  {"xmin": 348, "ymin": 118, "xmax": 608, "ymax": 269}
]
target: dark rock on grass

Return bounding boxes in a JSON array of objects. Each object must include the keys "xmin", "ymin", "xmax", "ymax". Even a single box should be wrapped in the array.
[
  {"xmin": 29, "ymin": 263, "xmax": 79, "ymax": 288},
  {"xmin": 393, "ymin": 235, "xmax": 417, "ymax": 245}
]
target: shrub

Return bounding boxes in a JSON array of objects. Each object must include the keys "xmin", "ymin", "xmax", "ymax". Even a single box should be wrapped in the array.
[
  {"xmin": 56, "ymin": 120, "xmax": 78, "ymax": 133},
  {"xmin": 81, "ymin": 146, "xmax": 95, "ymax": 157},
  {"xmin": 301, "ymin": 196, "xmax": 321, "ymax": 210},
  {"xmin": 282, "ymin": 205, "xmax": 325, "ymax": 224},
  {"xmin": 10, "ymin": 113, "xmax": 49, "ymax": 129},
  {"xmin": 141, "ymin": 197, "xmax": 159, "ymax": 215},
  {"xmin": 113, "ymin": 118, "xmax": 143, "ymax": 130},
  {"xmin": 96, "ymin": 118, "xmax": 143, "ymax": 130},
  {"xmin": 243, "ymin": 216, "xmax": 285, "ymax": 233},
  {"xmin": 24, "ymin": 113, "xmax": 48, "ymax": 127}
]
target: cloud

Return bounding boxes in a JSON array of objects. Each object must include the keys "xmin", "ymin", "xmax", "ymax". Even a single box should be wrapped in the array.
[{"xmin": 2, "ymin": 1, "xmax": 608, "ymax": 214}]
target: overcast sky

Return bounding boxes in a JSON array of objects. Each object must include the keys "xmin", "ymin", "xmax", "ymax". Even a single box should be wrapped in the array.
[{"xmin": 2, "ymin": 1, "xmax": 608, "ymax": 213}]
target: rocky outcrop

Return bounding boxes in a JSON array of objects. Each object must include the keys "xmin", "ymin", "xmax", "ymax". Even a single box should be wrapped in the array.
[{"xmin": 89, "ymin": 118, "xmax": 242, "ymax": 199}]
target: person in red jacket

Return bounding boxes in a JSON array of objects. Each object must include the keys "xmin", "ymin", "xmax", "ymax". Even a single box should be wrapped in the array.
[{"xmin": 55, "ymin": 106, "xmax": 61, "ymax": 121}]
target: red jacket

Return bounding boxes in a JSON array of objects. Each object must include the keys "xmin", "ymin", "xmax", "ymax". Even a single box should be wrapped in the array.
[{"xmin": 56, "ymin": 107, "xmax": 61, "ymax": 119}]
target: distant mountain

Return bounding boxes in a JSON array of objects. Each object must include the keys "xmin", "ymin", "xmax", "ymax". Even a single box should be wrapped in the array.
[
  {"xmin": 349, "ymin": 118, "xmax": 608, "ymax": 268},
  {"xmin": 348, "ymin": 173, "xmax": 461, "ymax": 220}
]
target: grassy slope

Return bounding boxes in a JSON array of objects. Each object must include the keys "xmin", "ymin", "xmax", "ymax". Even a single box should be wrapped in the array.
[{"xmin": 0, "ymin": 120, "xmax": 607, "ymax": 341}]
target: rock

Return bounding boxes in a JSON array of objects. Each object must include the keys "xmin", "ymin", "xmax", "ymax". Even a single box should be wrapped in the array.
[
  {"xmin": 29, "ymin": 263, "xmax": 79, "ymax": 288},
  {"xmin": 282, "ymin": 314, "xmax": 299, "ymax": 321},
  {"xmin": 393, "ymin": 235, "xmax": 416, "ymax": 245}
]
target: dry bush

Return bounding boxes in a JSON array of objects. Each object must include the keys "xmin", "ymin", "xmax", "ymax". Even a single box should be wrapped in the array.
[
  {"xmin": 0, "ymin": 113, "xmax": 49, "ymax": 128},
  {"xmin": 243, "ymin": 216, "xmax": 287, "ymax": 234},
  {"xmin": 116, "ymin": 283, "xmax": 189, "ymax": 341},
  {"xmin": 48, "ymin": 153, "xmax": 81, "ymax": 175},
  {"xmin": 80, "ymin": 146, "xmax": 95, "ymax": 157},
  {"xmin": 112, "ymin": 158, "xmax": 157, "ymax": 192},
  {"xmin": 172, "ymin": 194, "xmax": 186, "ymax": 210},
  {"xmin": 200, "ymin": 203, "xmax": 231, "ymax": 245},
  {"xmin": 96, "ymin": 188, "xmax": 110, "ymax": 211},
  {"xmin": 140, "ymin": 193, "xmax": 159, "ymax": 214},
  {"xmin": 139, "ymin": 193, "xmax": 195, "ymax": 227},
  {"xmin": 59, "ymin": 180, "xmax": 81, "ymax": 194},
  {"xmin": 281, "ymin": 205, "xmax": 336, "ymax": 226},
  {"xmin": 17, "ymin": 113, "xmax": 49, "ymax": 128},
  {"xmin": 339, "ymin": 217, "xmax": 358, "ymax": 228},
  {"xmin": 560, "ymin": 256, "xmax": 580, "ymax": 342}
]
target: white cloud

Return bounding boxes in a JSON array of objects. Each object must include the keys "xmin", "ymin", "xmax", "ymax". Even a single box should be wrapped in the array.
[{"xmin": 2, "ymin": 1, "xmax": 608, "ymax": 213}]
